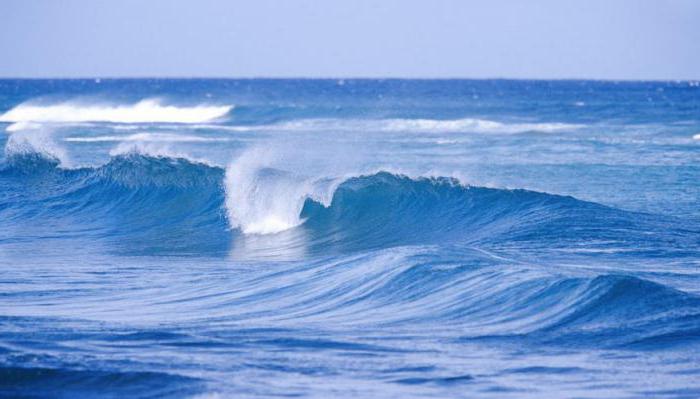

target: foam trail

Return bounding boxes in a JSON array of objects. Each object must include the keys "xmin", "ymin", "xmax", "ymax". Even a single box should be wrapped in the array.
[
  {"xmin": 693, "ymin": 133, "xmax": 700, "ymax": 140},
  {"xmin": 381, "ymin": 118, "xmax": 581, "ymax": 133},
  {"xmin": 183, "ymin": 118, "xmax": 582, "ymax": 134},
  {"xmin": 261, "ymin": 118, "xmax": 582, "ymax": 134},
  {"xmin": 0, "ymin": 98, "xmax": 232, "ymax": 124}
]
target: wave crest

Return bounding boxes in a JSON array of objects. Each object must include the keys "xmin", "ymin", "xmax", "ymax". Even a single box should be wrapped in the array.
[
  {"xmin": 2, "ymin": 150, "xmax": 695, "ymax": 258},
  {"xmin": 224, "ymin": 149, "xmax": 339, "ymax": 234},
  {"xmin": 265, "ymin": 117, "xmax": 583, "ymax": 134},
  {"xmin": 3, "ymin": 125, "xmax": 71, "ymax": 167},
  {"xmin": 0, "ymin": 98, "xmax": 232, "ymax": 124}
]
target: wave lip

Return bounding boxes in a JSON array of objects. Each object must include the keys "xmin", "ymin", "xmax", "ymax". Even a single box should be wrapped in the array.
[
  {"xmin": 0, "ymin": 98, "xmax": 232, "ymax": 124},
  {"xmin": 224, "ymin": 150, "xmax": 339, "ymax": 235}
]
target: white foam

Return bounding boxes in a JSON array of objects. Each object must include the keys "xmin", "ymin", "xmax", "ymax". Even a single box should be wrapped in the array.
[
  {"xmin": 239, "ymin": 117, "xmax": 582, "ymax": 134},
  {"xmin": 5, "ymin": 121, "xmax": 43, "ymax": 132},
  {"xmin": 111, "ymin": 125, "xmax": 142, "ymax": 131},
  {"xmin": 381, "ymin": 118, "xmax": 581, "ymax": 133},
  {"xmin": 693, "ymin": 134, "xmax": 700, "ymax": 140},
  {"xmin": 222, "ymin": 145, "xmax": 480, "ymax": 236},
  {"xmin": 0, "ymin": 98, "xmax": 232, "ymax": 124},
  {"xmin": 157, "ymin": 117, "xmax": 581, "ymax": 135},
  {"xmin": 434, "ymin": 139, "xmax": 459, "ymax": 145},
  {"xmin": 224, "ymin": 148, "xmax": 339, "ymax": 235},
  {"xmin": 384, "ymin": 118, "xmax": 500, "ymax": 132},
  {"xmin": 4, "ymin": 125, "xmax": 71, "ymax": 167}
]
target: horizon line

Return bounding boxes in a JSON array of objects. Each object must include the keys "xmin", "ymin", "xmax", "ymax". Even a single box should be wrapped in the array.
[{"xmin": 0, "ymin": 76, "xmax": 699, "ymax": 83}]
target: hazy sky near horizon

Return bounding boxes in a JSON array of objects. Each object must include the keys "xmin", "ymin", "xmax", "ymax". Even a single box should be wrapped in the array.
[{"xmin": 1, "ymin": 0, "xmax": 698, "ymax": 79}]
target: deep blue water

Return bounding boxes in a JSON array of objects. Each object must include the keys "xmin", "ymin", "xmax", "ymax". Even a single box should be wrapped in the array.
[{"xmin": 0, "ymin": 79, "xmax": 699, "ymax": 398}]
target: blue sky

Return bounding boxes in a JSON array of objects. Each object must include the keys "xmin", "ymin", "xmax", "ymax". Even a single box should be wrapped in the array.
[{"xmin": 1, "ymin": 0, "xmax": 698, "ymax": 79}]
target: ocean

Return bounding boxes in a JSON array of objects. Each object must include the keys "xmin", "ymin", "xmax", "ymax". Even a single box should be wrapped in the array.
[{"xmin": 0, "ymin": 78, "xmax": 698, "ymax": 398}]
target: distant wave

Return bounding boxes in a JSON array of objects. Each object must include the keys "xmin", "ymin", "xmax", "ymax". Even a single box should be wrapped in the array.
[
  {"xmin": 0, "ymin": 98, "xmax": 232, "ymax": 124},
  {"xmin": 64, "ymin": 133, "xmax": 232, "ymax": 143},
  {"xmin": 264, "ymin": 117, "xmax": 583, "ymax": 134},
  {"xmin": 694, "ymin": 133, "xmax": 700, "ymax": 140},
  {"xmin": 159, "ymin": 118, "xmax": 583, "ymax": 134},
  {"xmin": 0, "ymin": 104, "xmax": 581, "ymax": 135},
  {"xmin": 4, "ymin": 121, "xmax": 44, "ymax": 132}
]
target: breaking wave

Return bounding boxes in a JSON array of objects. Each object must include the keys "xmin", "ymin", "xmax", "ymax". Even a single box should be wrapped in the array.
[
  {"xmin": 1, "ymin": 149, "xmax": 695, "ymax": 259},
  {"xmin": 0, "ymin": 98, "xmax": 232, "ymax": 124},
  {"xmin": 0, "ymin": 149, "xmax": 698, "ymax": 360},
  {"xmin": 264, "ymin": 117, "xmax": 583, "ymax": 134}
]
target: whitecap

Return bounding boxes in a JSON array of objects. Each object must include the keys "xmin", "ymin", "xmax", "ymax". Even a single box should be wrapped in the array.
[
  {"xmin": 0, "ymin": 98, "xmax": 232, "ymax": 124},
  {"xmin": 245, "ymin": 117, "xmax": 582, "ymax": 134},
  {"xmin": 224, "ymin": 148, "xmax": 340, "ymax": 235}
]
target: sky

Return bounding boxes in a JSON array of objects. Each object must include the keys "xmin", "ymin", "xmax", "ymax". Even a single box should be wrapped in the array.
[{"xmin": 1, "ymin": 0, "xmax": 698, "ymax": 80}]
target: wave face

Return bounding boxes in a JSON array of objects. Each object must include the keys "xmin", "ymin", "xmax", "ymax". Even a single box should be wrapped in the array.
[
  {"xmin": 4, "ymin": 152, "xmax": 695, "ymax": 259},
  {"xmin": 1, "ymin": 79, "xmax": 700, "ymax": 399},
  {"xmin": 0, "ymin": 153, "xmax": 228, "ymax": 255}
]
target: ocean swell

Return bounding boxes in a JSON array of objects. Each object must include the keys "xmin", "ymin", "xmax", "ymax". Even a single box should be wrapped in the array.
[
  {"xmin": 0, "ymin": 150, "xmax": 699, "ymax": 357},
  {"xmin": 1, "ymin": 151, "xmax": 695, "ymax": 259}
]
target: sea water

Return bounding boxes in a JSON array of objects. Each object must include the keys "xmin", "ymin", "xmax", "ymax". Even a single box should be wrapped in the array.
[{"xmin": 0, "ymin": 79, "xmax": 699, "ymax": 398}]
